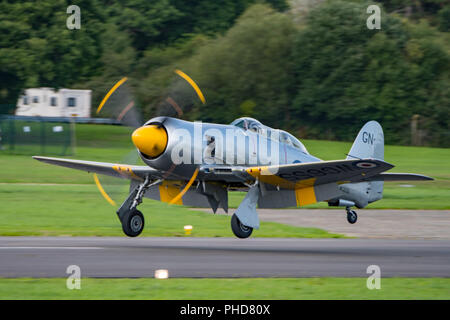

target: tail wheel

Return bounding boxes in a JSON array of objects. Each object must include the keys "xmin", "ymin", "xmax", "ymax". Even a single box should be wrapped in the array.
[
  {"xmin": 122, "ymin": 209, "xmax": 145, "ymax": 237},
  {"xmin": 347, "ymin": 210, "xmax": 358, "ymax": 224},
  {"xmin": 231, "ymin": 213, "xmax": 253, "ymax": 239}
]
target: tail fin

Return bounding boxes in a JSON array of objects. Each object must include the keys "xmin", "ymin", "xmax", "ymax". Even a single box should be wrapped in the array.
[
  {"xmin": 346, "ymin": 121, "xmax": 384, "ymax": 161},
  {"xmin": 345, "ymin": 121, "xmax": 385, "ymax": 206}
]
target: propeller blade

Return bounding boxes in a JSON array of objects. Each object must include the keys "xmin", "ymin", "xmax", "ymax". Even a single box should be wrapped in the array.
[
  {"xmin": 93, "ymin": 69, "xmax": 207, "ymax": 207},
  {"xmin": 96, "ymin": 79, "xmax": 142, "ymax": 129}
]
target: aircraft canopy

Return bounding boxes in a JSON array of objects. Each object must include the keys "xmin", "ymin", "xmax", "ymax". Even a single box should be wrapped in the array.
[{"xmin": 230, "ymin": 117, "xmax": 309, "ymax": 154}]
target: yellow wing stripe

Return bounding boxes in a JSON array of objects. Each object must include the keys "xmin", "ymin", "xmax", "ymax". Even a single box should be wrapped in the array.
[
  {"xmin": 246, "ymin": 167, "xmax": 317, "ymax": 189},
  {"xmin": 112, "ymin": 165, "xmax": 142, "ymax": 181},
  {"xmin": 246, "ymin": 166, "xmax": 317, "ymax": 207},
  {"xmin": 159, "ymin": 181, "xmax": 183, "ymax": 205},
  {"xmin": 246, "ymin": 166, "xmax": 296, "ymax": 189},
  {"xmin": 295, "ymin": 186, "xmax": 317, "ymax": 206}
]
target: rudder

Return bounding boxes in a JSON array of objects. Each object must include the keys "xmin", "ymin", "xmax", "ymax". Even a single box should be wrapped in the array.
[
  {"xmin": 346, "ymin": 121, "xmax": 384, "ymax": 161},
  {"xmin": 345, "ymin": 121, "xmax": 385, "ymax": 205}
]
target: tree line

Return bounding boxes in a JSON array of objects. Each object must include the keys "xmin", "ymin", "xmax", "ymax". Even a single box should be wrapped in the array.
[{"xmin": 0, "ymin": 0, "xmax": 448, "ymax": 146}]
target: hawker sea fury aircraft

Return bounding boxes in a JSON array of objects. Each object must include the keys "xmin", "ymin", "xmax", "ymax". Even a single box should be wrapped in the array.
[{"xmin": 34, "ymin": 117, "xmax": 433, "ymax": 238}]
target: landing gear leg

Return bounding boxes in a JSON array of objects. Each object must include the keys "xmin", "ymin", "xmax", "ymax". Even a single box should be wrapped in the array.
[
  {"xmin": 346, "ymin": 207, "xmax": 358, "ymax": 224},
  {"xmin": 116, "ymin": 177, "xmax": 160, "ymax": 237}
]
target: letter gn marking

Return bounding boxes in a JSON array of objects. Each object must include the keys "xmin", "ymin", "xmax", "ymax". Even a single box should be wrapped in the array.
[{"xmin": 362, "ymin": 131, "xmax": 374, "ymax": 145}]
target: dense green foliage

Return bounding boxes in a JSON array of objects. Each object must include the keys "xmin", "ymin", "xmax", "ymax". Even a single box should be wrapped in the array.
[
  {"xmin": 0, "ymin": 0, "xmax": 448, "ymax": 146},
  {"xmin": 180, "ymin": 2, "xmax": 449, "ymax": 145},
  {"xmin": 176, "ymin": 4, "xmax": 297, "ymax": 125},
  {"xmin": 379, "ymin": 0, "xmax": 449, "ymax": 30},
  {"xmin": 290, "ymin": 1, "xmax": 449, "ymax": 145},
  {"xmin": 0, "ymin": 0, "xmax": 105, "ymax": 111}
]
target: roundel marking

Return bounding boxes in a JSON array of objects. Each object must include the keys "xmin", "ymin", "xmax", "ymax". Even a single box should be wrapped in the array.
[{"xmin": 355, "ymin": 161, "xmax": 377, "ymax": 169}]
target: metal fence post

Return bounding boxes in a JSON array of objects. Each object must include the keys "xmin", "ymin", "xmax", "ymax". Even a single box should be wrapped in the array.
[{"xmin": 40, "ymin": 118, "xmax": 46, "ymax": 154}]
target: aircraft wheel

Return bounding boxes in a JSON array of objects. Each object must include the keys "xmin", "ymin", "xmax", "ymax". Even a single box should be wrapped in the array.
[
  {"xmin": 231, "ymin": 213, "xmax": 253, "ymax": 239},
  {"xmin": 122, "ymin": 209, "xmax": 145, "ymax": 237},
  {"xmin": 347, "ymin": 210, "xmax": 357, "ymax": 224}
]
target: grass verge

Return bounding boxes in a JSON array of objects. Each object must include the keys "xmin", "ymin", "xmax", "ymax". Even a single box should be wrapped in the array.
[
  {"xmin": 1, "ymin": 124, "xmax": 447, "ymax": 209},
  {"xmin": 0, "ymin": 277, "xmax": 448, "ymax": 300},
  {"xmin": 0, "ymin": 184, "xmax": 343, "ymax": 238},
  {"xmin": 0, "ymin": 124, "xmax": 447, "ymax": 238}
]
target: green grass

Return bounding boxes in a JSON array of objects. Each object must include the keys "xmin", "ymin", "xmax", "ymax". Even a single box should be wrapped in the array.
[
  {"xmin": 0, "ymin": 124, "xmax": 342, "ymax": 237},
  {"xmin": 2, "ymin": 143, "xmax": 447, "ymax": 209},
  {"xmin": 0, "ymin": 278, "xmax": 448, "ymax": 300},
  {"xmin": 0, "ymin": 124, "xmax": 448, "ymax": 239},
  {"xmin": 0, "ymin": 184, "xmax": 342, "ymax": 237},
  {"xmin": 0, "ymin": 124, "xmax": 448, "ymax": 300},
  {"xmin": 74, "ymin": 124, "xmax": 135, "ymax": 149},
  {"xmin": 0, "ymin": 124, "xmax": 136, "ymax": 184}
]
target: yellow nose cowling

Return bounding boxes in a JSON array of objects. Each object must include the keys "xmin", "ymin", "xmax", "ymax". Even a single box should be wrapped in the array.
[{"xmin": 132, "ymin": 125, "xmax": 168, "ymax": 158}]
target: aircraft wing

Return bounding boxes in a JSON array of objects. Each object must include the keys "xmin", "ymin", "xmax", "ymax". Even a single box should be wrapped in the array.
[
  {"xmin": 362, "ymin": 173, "xmax": 434, "ymax": 181},
  {"xmin": 33, "ymin": 156, "xmax": 162, "ymax": 181},
  {"xmin": 243, "ymin": 159, "xmax": 394, "ymax": 189}
]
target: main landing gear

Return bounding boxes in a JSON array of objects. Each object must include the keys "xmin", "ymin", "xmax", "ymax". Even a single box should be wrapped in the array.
[
  {"xmin": 122, "ymin": 209, "xmax": 145, "ymax": 237},
  {"xmin": 346, "ymin": 207, "xmax": 358, "ymax": 224},
  {"xmin": 117, "ymin": 177, "xmax": 160, "ymax": 237},
  {"xmin": 231, "ymin": 213, "xmax": 253, "ymax": 239}
]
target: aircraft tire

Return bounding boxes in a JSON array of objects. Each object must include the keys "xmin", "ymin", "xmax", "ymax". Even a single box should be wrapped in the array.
[
  {"xmin": 231, "ymin": 213, "xmax": 253, "ymax": 239},
  {"xmin": 122, "ymin": 209, "xmax": 145, "ymax": 237},
  {"xmin": 347, "ymin": 210, "xmax": 357, "ymax": 224}
]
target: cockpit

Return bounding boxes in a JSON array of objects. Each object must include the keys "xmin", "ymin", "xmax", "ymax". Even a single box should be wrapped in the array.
[
  {"xmin": 230, "ymin": 117, "xmax": 309, "ymax": 154},
  {"xmin": 230, "ymin": 117, "xmax": 261, "ymax": 132}
]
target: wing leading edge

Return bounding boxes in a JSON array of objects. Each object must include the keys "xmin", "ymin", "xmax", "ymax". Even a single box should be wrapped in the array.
[
  {"xmin": 32, "ymin": 156, "xmax": 161, "ymax": 181},
  {"xmin": 362, "ymin": 173, "xmax": 433, "ymax": 181}
]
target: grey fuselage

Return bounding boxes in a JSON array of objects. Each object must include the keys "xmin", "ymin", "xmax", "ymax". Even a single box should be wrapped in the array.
[{"xmin": 138, "ymin": 117, "xmax": 321, "ymax": 179}]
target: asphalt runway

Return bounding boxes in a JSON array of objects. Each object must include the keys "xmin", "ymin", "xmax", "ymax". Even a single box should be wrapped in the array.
[
  {"xmin": 0, "ymin": 237, "xmax": 449, "ymax": 278},
  {"xmin": 197, "ymin": 208, "xmax": 450, "ymax": 239}
]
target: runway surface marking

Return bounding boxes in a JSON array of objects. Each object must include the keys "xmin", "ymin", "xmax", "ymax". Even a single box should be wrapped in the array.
[
  {"xmin": 0, "ymin": 247, "xmax": 103, "ymax": 250},
  {"xmin": 0, "ymin": 183, "xmax": 90, "ymax": 186}
]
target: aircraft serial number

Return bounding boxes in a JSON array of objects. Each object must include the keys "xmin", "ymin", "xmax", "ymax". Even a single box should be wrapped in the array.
[{"xmin": 278, "ymin": 162, "xmax": 372, "ymax": 181}]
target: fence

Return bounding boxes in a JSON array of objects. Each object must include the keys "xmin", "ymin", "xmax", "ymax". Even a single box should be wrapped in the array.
[{"xmin": 0, "ymin": 116, "xmax": 75, "ymax": 156}]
